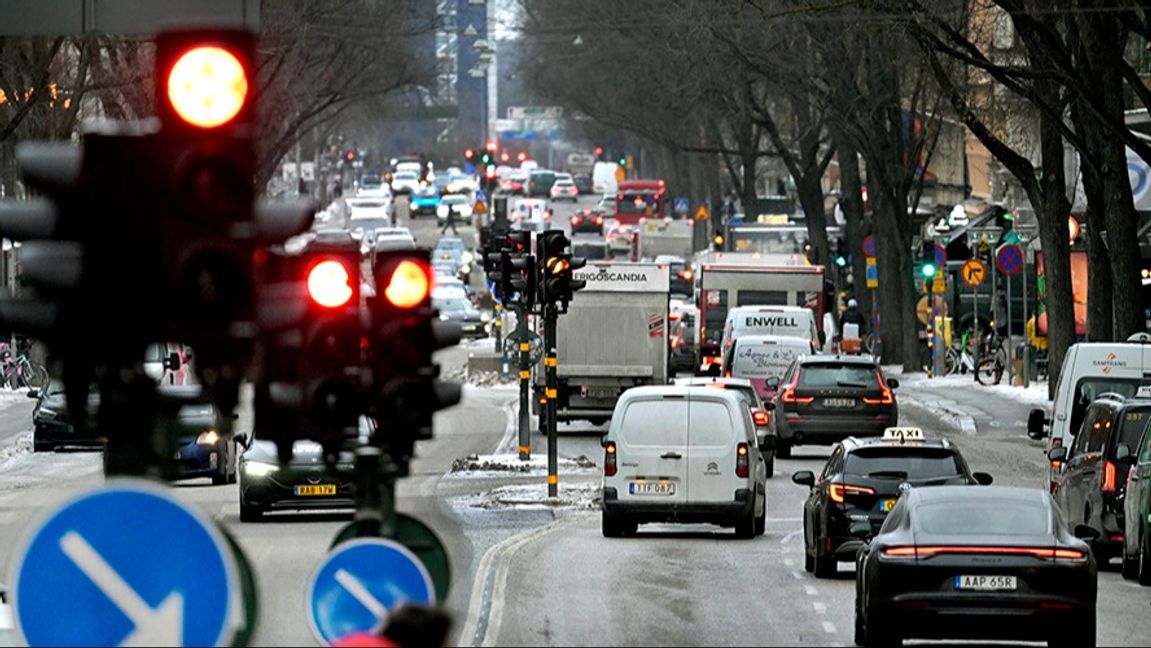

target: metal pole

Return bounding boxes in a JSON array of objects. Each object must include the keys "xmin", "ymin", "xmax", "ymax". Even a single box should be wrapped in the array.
[
  {"xmin": 1022, "ymin": 243, "xmax": 1030, "ymax": 388},
  {"xmin": 1007, "ymin": 265, "xmax": 1015, "ymax": 386},
  {"xmin": 493, "ymin": 301, "xmax": 502, "ymax": 353},
  {"xmin": 928, "ymin": 276, "xmax": 936, "ymax": 378},
  {"xmin": 517, "ymin": 302, "xmax": 531, "ymax": 461},
  {"xmin": 545, "ymin": 303, "xmax": 558, "ymax": 498}
]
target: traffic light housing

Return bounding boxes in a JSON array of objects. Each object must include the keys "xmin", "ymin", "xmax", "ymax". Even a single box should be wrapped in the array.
[
  {"xmin": 594, "ymin": 146, "xmax": 604, "ymax": 159},
  {"xmin": 505, "ymin": 231, "xmax": 535, "ymax": 310},
  {"xmin": 713, "ymin": 229, "xmax": 725, "ymax": 251},
  {"xmin": 834, "ymin": 237, "xmax": 847, "ymax": 268},
  {"xmin": 538, "ymin": 230, "xmax": 586, "ymax": 310},
  {"xmin": 920, "ymin": 240, "xmax": 936, "ymax": 279}
]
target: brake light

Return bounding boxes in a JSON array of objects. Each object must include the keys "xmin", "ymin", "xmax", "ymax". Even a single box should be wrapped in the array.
[
  {"xmin": 680, "ymin": 269, "xmax": 694, "ymax": 281},
  {"xmin": 736, "ymin": 442, "xmax": 749, "ymax": 478},
  {"xmin": 862, "ymin": 371, "xmax": 894, "ymax": 405},
  {"xmin": 595, "ymin": 216, "xmax": 604, "ymax": 225},
  {"xmin": 782, "ymin": 372, "xmax": 814, "ymax": 404},
  {"xmin": 829, "ymin": 483, "xmax": 875, "ymax": 503},
  {"xmin": 882, "ymin": 546, "xmax": 1087, "ymax": 560},
  {"xmin": 570, "ymin": 216, "xmax": 580, "ymax": 225},
  {"xmin": 752, "ymin": 410, "xmax": 770, "ymax": 427},
  {"xmin": 604, "ymin": 441, "xmax": 618, "ymax": 477},
  {"xmin": 1102, "ymin": 460, "xmax": 1118, "ymax": 494}
]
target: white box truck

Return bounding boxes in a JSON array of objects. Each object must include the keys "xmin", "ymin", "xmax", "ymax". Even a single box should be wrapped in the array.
[
  {"xmin": 634, "ymin": 217, "xmax": 694, "ymax": 261},
  {"xmin": 535, "ymin": 262, "xmax": 670, "ymax": 425}
]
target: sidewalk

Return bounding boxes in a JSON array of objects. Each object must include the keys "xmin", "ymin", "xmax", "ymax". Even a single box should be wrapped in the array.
[
  {"xmin": 0, "ymin": 388, "xmax": 37, "ymax": 456},
  {"xmin": 886, "ymin": 367, "xmax": 1050, "ymax": 437}
]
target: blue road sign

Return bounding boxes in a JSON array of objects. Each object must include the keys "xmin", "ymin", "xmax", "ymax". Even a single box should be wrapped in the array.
[
  {"xmin": 995, "ymin": 244, "xmax": 1023, "ymax": 276},
  {"xmin": 865, "ymin": 263, "xmax": 879, "ymax": 283},
  {"xmin": 862, "ymin": 234, "xmax": 877, "ymax": 258},
  {"xmin": 475, "ymin": 189, "xmax": 488, "ymax": 204},
  {"xmin": 307, "ymin": 538, "xmax": 435, "ymax": 645},
  {"xmin": 486, "ymin": 278, "xmax": 502, "ymax": 304},
  {"xmin": 13, "ymin": 481, "xmax": 240, "ymax": 647},
  {"xmin": 673, "ymin": 197, "xmax": 689, "ymax": 215},
  {"xmin": 934, "ymin": 243, "xmax": 947, "ymax": 267}
]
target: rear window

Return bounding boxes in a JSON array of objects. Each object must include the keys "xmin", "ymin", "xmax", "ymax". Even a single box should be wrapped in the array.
[
  {"xmin": 619, "ymin": 400, "xmax": 687, "ymax": 447},
  {"xmin": 798, "ymin": 364, "xmax": 878, "ymax": 389},
  {"xmin": 915, "ymin": 500, "xmax": 1050, "ymax": 536},
  {"xmin": 689, "ymin": 400, "xmax": 737, "ymax": 447},
  {"xmin": 1113, "ymin": 407, "xmax": 1151, "ymax": 457},
  {"xmin": 844, "ymin": 447, "xmax": 963, "ymax": 480}
]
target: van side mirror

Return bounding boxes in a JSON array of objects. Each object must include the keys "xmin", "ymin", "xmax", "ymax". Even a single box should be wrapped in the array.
[
  {"xmin": 791, "ymin": 470, "xmax": 815, "ymax": 487},
  {"xmin": 1047, "ymin": 446, "xmax": 1068, "ymax": 463},
  {"xmin": 1027, "ymin": 408, "xmax": 1049, "ymax": 440},
  {"xmin": 1115, "ymin": 443, "xmax": 1135, "ymax": 464},
  {"xmin": 26, "ymin": 388, "xmax": 40, "ymax": 399},
  {"xmin": 762, "ymin": 401, "xmax": 776, "ymax": 412},
  {"xmin": 972, "ymin": 472, "xmax": 994, "ymax": 486},
  {"xmin": 706, "ymin": 363, "xmax": 721, "ymax": 378},
  {"xmin": 1074, "ymin": 524, "xmax": 1100, "ymax": 541},
  {"xmin": 886, "ymin": 378, "xmax": 900, "ymax": 390},
  {"xmin": 163, "ymin": 352, "xmax": 181, "ymax": 371}
]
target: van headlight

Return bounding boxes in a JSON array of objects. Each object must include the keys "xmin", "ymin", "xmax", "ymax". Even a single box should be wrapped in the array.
[
  {"xmin": 481, "ymin": 311, "xmax": 492, "ymax": 323},
  {"xmin": 437, "ymin": 205, "xmax": 449, "ymax": 217},
  {"xmin": 243, "ymin": 461, "xmax": 278, "ymax": 477},
  {"xmin": 461, "ymin": 251, "xmax": 474, "ymax": 266},
  {"xmin": 197, "ymin": 430, "xmax": 220, "ymax": 445}
]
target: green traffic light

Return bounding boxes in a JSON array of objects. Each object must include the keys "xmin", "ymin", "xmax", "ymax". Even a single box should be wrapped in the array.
[
  {"xmin": 835, "ymin": 256, "xmax": 846, "ymax": 267},
  {"xmin": 921, "ymin": 263, "xmax": 936, "ymax": 278}
]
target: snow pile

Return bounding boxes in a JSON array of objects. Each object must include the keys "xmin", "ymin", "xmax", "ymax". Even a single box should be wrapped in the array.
[
  {"xmin": 0, "ymin": 431, "xmax": 32, "ymax": 466},
  {"xmin": 454, "ymin": 480, "xmax": 601, "ymax": 511},
  {"xmin": 0, "ymin": 387, "xmax": 36, "ymax": 403},
  {"xmin": 892, "ymin": 372, "xmax": 1051, "ymax": 407},
  {"xmin": 448, "ymin": 453, "xmax": 597, "ymax": 476},
  {"xmin": 441, "ymin": 366, "xmax": 516, "ymax": 387}
]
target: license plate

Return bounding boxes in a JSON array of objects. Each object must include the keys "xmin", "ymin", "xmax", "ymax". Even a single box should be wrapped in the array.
[
  {"xmin": 294, "ymin": 484, "xmax": 336, "ymax": 496},
  {"xmin": 584, "ymin": 387, "xmax": 616, "ymax": 400},
  {"xmin": 630, "ymin": 481, "xmax": 676, "ymax": 496},
  {"xmin": 954, "ymin": 575, "xmax": 1017, "ymax": 591},
  {"xmin": 879, "ymin": 498, "xmax": 898, "ymax": 512},
  {"xmin": 825, "ymin": 398, "xmax": 856, "ymax": 408}
]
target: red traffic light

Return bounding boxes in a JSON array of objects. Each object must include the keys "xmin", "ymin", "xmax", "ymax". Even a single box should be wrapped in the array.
[
  {"xmin": 464, "ymin": 148, "xmax": 475, "ymax": 160},
  {"xmin": 307, "ymin": 260, "xmax": 354, "ymax": 308},
  {"xmin": 383, "ymin": 259, "xmax": 431, "ymax": 309},
  {"xmin": 166, "ymin": 46, "xmax": 249, "ymax": 128},
  {"xmin": 594, "ymin": 146, "xmax": 604, "ymax": 156}
]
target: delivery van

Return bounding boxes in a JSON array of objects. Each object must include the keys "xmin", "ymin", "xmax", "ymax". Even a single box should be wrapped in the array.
[
  {"xmin": 720, "ymin": 305, "xmax": 819, "ymax": 362},
  {"xmin": 1027, "ymin": 333, "xmax": 1151, "ymax": 490},
  {"xmin": 725, "ymin": 335, "xmax": 813, "ymax": 400}
]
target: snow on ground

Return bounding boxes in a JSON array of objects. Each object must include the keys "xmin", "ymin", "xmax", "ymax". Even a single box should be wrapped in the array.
[
  {"xmin": 890, "ymin": 370, "xmax": 1052, "ymax": 407},
  {"xmin": 0, "ymin": 387, "xmax": 35, "ymax": 405},
  {"xmin": 0, "ymin": 431, "xmax": 32, "ymax": 467},
  {"xmin": 447, "ymin": 453, "xmax": 598, "ymax": 477},
  {"xmin": 451, "ymin": 480, "xmax": 600, "ymax": 511}
]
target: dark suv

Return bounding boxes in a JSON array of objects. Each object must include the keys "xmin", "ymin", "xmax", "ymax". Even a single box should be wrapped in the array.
[
  {"xmin": 1049, "ymin": 392, "xmax": 1151, "ymax": 565},
  {"xmin": 769, "ymin": 355, "xmax": 898, "ymax": 457},
  {"xmin": 792, "ymin": 430, "xmax": 991, "ymax": 577}
]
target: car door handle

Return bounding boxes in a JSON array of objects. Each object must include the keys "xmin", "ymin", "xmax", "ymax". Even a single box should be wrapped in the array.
[{"xmin": 661, "ymin": 452, "xmax": 683, "ymax": 460}]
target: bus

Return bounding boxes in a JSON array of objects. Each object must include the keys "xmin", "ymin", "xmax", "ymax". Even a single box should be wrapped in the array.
[
  {"xmin": 726, "ymin": 223, "xmax": 844, "ymax": 256},
  {"xmin": 614, "ymin": 179, "xmax": 668, "ymax": 225}
]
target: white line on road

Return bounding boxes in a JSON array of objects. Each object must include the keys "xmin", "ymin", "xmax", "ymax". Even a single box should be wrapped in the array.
[
  {"xmin": 812, "ymin": 601, "xmax": 827, "ymax": 614},
  {"xmin": 335, "ymin": 568, "xmax": 389, "ymax": 621},
  {"xmin": 791, "ymin": 571, "xmax": 803, "ymax": 580},
  {"xmin": 781, "ymin": 530, "xmax": 802, "ymax": 546},
  {"xmin": 804, "ymin": 585, "xmax": 818, "ymax": 596},
  {"xmin": 822, "ymin": 621, "xmax": 837, "ymax": 634}
]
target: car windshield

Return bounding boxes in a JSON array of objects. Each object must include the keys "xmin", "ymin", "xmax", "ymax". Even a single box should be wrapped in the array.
[
  {"xmin": 361, "ymin": 175, "xmax": 382, "ymax": 187},
  {"xmin": 1112, "ymin": 406, "xmax": 1151, "ymax": 458},
  {"xmin": 350, "ymin": 218, "xmax": 389, "ymax": 231},
  {"xmin": 845, "ymin": 447, "xmax": 963, "ymax": 480},
  {"xmin": 436, "ymin": 239, "xmax": 465, "ymax": 251},
  {"xmin": 442, "ymin": 195, "xmax": 467, "ymax": 205},
  {"xmin": 798, "ymin": 364, "xmax": 878, "ymax": 389},
  {"xmin": 915, "ymin": 499, "xmax": 1050, "ymax": 536},
  {"xmin": 394, "ymin": 172, "xmax": 418, "ymax": 180}
]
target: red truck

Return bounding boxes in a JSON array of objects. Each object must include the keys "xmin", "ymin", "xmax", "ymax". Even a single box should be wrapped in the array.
[{"xmin": 614, "ymin": 179, "xmax": 668, "ymax": 225}]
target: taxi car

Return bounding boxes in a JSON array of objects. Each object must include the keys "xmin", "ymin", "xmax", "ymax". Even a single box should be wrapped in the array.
[
  {"xmin": 855, "ymin": 485, "xmax": 1097, "ymax": 647},
  {"xmin": 792, "ymin": 427, "xmax": 992, "ymax": 578}
]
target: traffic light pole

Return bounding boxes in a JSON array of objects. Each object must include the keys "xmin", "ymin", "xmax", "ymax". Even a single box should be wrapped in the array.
[
  {"xmin": 493, "ymin": 301, "xmax": 503, "ymax": 353},
  {"xmin": 517, "ymin": 306, "xmax": 532, "ymax": 461},
  {"xmin": 544, "ymin": 303, "xmax": 559, "ymax": 498}
]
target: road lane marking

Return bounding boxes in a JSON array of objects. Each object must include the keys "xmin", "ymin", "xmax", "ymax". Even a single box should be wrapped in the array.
[
  {"xmin": 804, "ymin": 585, "xmax": 817, "ymax": 596},
  {"xmin": 812, "ymin": 601, "xmax": 827, "ymax": 614},
  {"xmin": 791, "ymin": 571, "xmax": 803, "ymax": 580},
  {"xmin": 781, "ymin": 530, "xmax": 802, "ymax": 545},
  {"xmin": 822, "ymin": 621, "xmax": 837, "ymax": 634}
]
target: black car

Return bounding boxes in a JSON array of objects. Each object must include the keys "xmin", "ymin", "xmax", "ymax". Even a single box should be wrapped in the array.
[
  {"xmin": 769, "ymin": 355, "xmax": 898, "ymax": 457},
  {"xmin": 572, "ymin": 173, "xmax": 593, "ymax": 194},
  {"xmin": 855, "ymin": 485, "xmax": 1097, "ymax": 647},
  {"xmin": 433, "ymin": 292, "xmax": 486, "ymax": 339},
  {"xmin": 655, "ymin": 256, "xmax": 693, "ymax": 297},
  {"xmin": 1049, "ymin": 392, "xmax": 1151, "ymax": 566},
  {"xmin": 792, "ymin": 429, "xmax": 992, "ymax": 578},
  {"xmin": 235, "ymin": 431, "xmax": 358, "ymax": 522},
  {"xmin": 30, "ymin": 380, "xmax": 100, "ymax": 451},
  {"xmin": 169, "ymin": 390, "xmax": 237, "ymax": 485},
  {"xmin": 569, "ymin": 208, "xmax": 605, "ymax": 235}
]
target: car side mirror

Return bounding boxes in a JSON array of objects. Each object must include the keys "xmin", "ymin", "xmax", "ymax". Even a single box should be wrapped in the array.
[
  {"xmin": 1115, "ymin": 443, "xmax": 1135, "ymax": 464},
  {"xmin": 849, "ymin": 520, "xmax": 872, "ymax": 539},
  {"xmin": 791, "ymin": 470, "xmax": 815, "ymax": 487},
  {"xmin": 886, "ymin": 378, "xmax": 899, "ymax": 390},
  {"xmin": 234, "ymin": 432, "xmax": 250, "ymax": 450},
  {"xmin": 1027, "ymin": 408, "xmax": 1049, "ymax": 440},
  {"xmin": 758, "ymin": 435, "xmax": 777, "ymax": 452},
  {"xmin": 1074, "ymin": 524, "xmax": 1100, "ymax": 541},
  {"xmin": 766, "ymin": 376, "xmax": 781, "ymax": 389},
  {"xmin": 163, "ymin": 352, "xmax": 181, "ymax": 371},
  {"xmin": 706, "ymin": 363, "xmax": 721, "ymax": 378},
  {"xmin": 818, "ymin": 330, "xmax": 827, "ymax": 348},
  {"xmin": 1047, "ymin": 446, "xmax": 1068, "ymax": 463},
  {"xmin": 762, "ymin": 401, "xmax": 776, "ymax": 412},
  {"xmin": 26, "ymin": 388, "xmax": 39, "ymax": 399},
  {"xmin": 972, "ymin": 472, "xmax": 994, "ymax": 486}
]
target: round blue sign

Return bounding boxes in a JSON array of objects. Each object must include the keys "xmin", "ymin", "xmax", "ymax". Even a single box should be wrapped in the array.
[
  {"xmin": 996, "ymin": 244, "xmax": 1023, "ymax": 276},
  {"xmin": 863, "ymin": 235, "xmax": 877, "ymax": 258},
  {"xmin": 12, "ymin": 481, "xmax": 240, "ymax": 647},
  {"xmin": 307, "ymin": 538, "xmax": 435, "ymax": 645}
]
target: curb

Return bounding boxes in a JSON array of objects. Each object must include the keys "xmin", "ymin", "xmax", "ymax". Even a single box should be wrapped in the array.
[{"xmin": 899, "ymin": 393, "xmax": 977, "ymax": 436}]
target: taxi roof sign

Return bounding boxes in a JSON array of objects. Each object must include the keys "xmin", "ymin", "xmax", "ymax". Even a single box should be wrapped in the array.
[
  {"xmin": 883, "ymin": 427, "xmax": 925, "ymax": 442},
  {"xmin": 1137, "ymin": 385, "xmax": 1151, "ymax": 399}
]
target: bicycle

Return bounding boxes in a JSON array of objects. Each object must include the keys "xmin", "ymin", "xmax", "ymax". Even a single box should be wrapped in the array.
[
  {"xmin": 974, "ymin": 329, "xmax": 1007, "ymax": 386},
  {"xmin": 0, "ymin": 342, "xmax": 49, "ymax": 389},
  {"xmin": 942, "ymin": 330, "xmax": 978, "ymax": 376}
]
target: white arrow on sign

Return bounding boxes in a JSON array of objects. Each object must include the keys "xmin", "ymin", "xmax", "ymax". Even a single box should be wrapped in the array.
[
  {"xmin": 335, "ymin": 568, "xmax": 389, "ymax": 622},
  {"xmin": 60, "ymin": 531, "xmax": 184, "ymax": 647}
]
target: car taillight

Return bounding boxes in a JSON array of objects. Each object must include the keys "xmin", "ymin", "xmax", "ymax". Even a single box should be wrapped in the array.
[
  {"xmin": 781, "ymin": 372, "xmax": 814, "ymax": 404},
  {"xmin": 736, "ymin": 442, "xmax": 749, "ymax": 478},
  {"xmin": 595, "ymin": 216, "xmax": 604, "ymax": 225},
  {"xmin": 752, "ymin": 410, "xmax": 770, "ymax": 427},
  {"xmin": 1102, "ymin": 460, "xmax": 1118, "ymax": 494},
  {"xmin": 883, "ymin": 546, "xmax": 1086, "ymax": 561},
  {"xmin": 680, "ymin": 269, "xmax": 693, "ymax": 281},
  {"xmin": 862, "ymin": 371, "xmax": 894, "ymax": 405},
  {"xmin": 570, "ymin": 216, "xmax": 580, "ymax": 225},
  {"xmin": 604, "ymin": 441, "xmax": 618, "ymax": 477},
  {"xmin": 829, "ymin": 483, "xmax": 875, "ymax": 504}
]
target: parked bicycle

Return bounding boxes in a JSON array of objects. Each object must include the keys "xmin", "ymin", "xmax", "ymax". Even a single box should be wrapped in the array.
[
  {"xmin": 974, "ymin": 328, "xmax": 1008, "ymax": 386},
  {"xmin": 0, "ymin": 341, "xmax": 49, "ymax": 389}
]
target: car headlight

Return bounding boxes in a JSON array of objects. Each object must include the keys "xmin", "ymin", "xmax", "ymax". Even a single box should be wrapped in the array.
[
  {"xmin": 437, "ymin": 206, "xmax": 448, "ymax": 216},
  {"xmin": 37, "ymin": 407, "xmax": 60, "ymax": 420},
  {"xmin": 460, "ymin": 264, "xmax": 472, "ymax": 275},
  {"xmin": 461, "ymin": 251, "xmax": 474, "ymax": 265},
  {"xmin": 243, "ymin": 461, "xmax": 278, "ymax": 477},
  {"xmin": 460, "ymin": 207, "xmax": 473, "ymax": 217},
  {"xmin": 481, "ymin": 311, "xmax": 492, "ymax": 323},
  {"xmin": 197, "ymin": 430, "xmax": 220, "ymax": 445}
]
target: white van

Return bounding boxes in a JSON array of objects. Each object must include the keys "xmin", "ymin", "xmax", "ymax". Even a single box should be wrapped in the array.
[
  {"xmin": 725, "ymin": 335, "xmax": 813, "ymax": 401},
  {"xmin": 1028, "ymin": 333, "xmax": 1151, "ymax": 487},
  {"xmin": 592, "ymin": 161, "xmax": 619, "ymax": 195},
  {"xmin": 601, "ymin": 385, "xmax": 769, "ymax": 538},
  {"xmin": 720, "ymin": 305, "xmax": 819, "ymax": 361}
]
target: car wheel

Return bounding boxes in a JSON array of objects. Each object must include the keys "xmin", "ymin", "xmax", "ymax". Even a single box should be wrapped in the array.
[
  {"xmin": 854, "ymin": 597, "xmax": 866, "ymax": 647},
  {"xmin": 33, "ymin": 434, "xmax": 53, "ymax": 452},
  {"xmin": 211, "ymin": 444, "xmax": 230, "ymax": 486},
  {"xmin": 776, "ymin": 442, "xmax": 792, "ymax": 459},
  {"xmin": 764, "ymin": 454, "xmax": 775, "ymax": 478},
  {"xmin": 601, "ymin": 513, "xmax": 634, "ymax": 538},
  {"xmin": 1048, "ymin": 610, "xmax": 1095, "ymax": 648},
  {"xmin": 813, "ymin": 546, "xmax": 836, "ymax": 578},
  {"xmin": 1122, "ymin": 532, "xmax": 1140, "ymax": 580},
  {"xmin": 734, "ymin": 505, "xmax": 756, "ymax": 539},
  {"xmin": 864, "ymin": 602, "xmax": 899, "ymax": 647},
  {"xmin": 1139, "ymin": 532, "xmax": 1151, "ymax": 586},
  {"xmin": 803, "ymin": 522, "xmax": 815, "ymax": 572},
  {"xmin": 754, "ymin": 494, "xmax": 767, "ymax": 536}
]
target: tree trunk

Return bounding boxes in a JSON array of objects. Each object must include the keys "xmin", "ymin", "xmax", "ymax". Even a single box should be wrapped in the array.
[
  {"xmin": 797, "ymin": 172, "xmax": 830, "ymax": 267},
  {"xmin": 872, "ymin": 188, "xmax": 905, "ymax": 366},
  {"xmin": 1079, "ymin": 147, "xmax": 1113, "ymax": 341}
]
